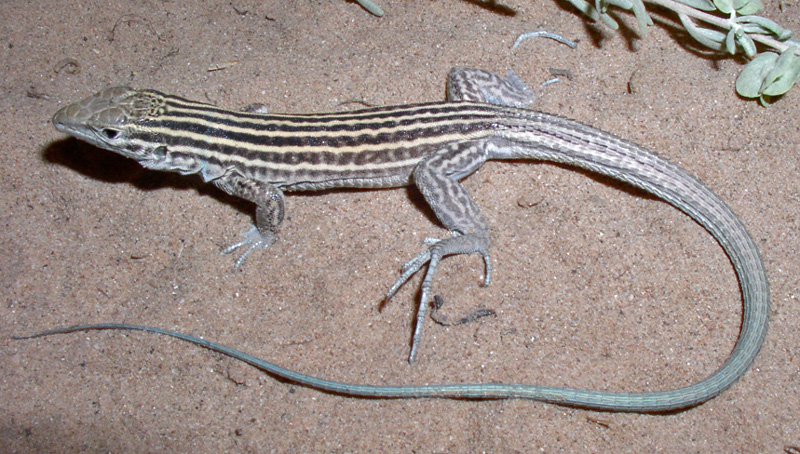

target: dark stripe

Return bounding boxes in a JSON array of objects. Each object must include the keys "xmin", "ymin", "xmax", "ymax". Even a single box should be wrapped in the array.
[
  {"xmin": 160, "ymin": 96, "xmax": 502, "ymax": 128},
  {"xmin": 144, "ymin": 117, "xmax": 495, "ymax": 155},
  {"xmin": 156, "ymin": 107, "xmax": 501, "ymax": 135}
]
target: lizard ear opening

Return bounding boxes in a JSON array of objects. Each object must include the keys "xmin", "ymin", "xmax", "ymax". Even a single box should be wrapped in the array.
[{"xmin": 152, "ymin": 146, "xmax": 167, "ymax": 159}]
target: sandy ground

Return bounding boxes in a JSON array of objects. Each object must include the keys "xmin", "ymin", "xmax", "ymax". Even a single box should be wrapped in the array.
[{"xmin": 2, "ymin": 0, "xmax": 799, "ymax": 452}]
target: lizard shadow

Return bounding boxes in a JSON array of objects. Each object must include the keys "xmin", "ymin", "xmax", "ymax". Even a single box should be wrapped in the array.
[
  {"xmin": 43, "ymin": 138, "xmax": 256, "ymax": 216},
  {"xmin": 42, "ymin": 138, "xmax": 438, "ymax": 226},
  {"xmin": 504, "ymin": 160, "xmax": 661, "ymax": 202},
  {"xmin": 42, "ymin": 138, "xmax": 662, "ymax": 235}
]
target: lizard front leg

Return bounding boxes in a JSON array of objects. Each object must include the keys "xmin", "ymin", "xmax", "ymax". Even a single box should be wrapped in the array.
[{"xmin": 213, "ymin": 172, "xmax": 286, "ymax": 268}]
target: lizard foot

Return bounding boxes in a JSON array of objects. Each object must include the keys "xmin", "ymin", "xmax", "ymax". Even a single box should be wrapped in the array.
[
  {"xmin": 222, "ymin": 226, "xmax": 276, "ymax": 268},
  {"xmin": 385, "ymin": 234, "xmax": 492, "ymax": 363}
]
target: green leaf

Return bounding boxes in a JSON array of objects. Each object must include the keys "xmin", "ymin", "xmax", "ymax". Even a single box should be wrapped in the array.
[
  {"xmin": 736, "ymin": 15, "xmax": 791, "ymax": 39},
  {"xmin": 713, "ymin": 0, "xmax": 733, "ymax": 14},
  {"xmin": 679, "ymin": 13, "xmax": 726, "ymax": 50},
  {"xmin": 355, "ymin": 0, "xmax": 384, "ymax": 16},
  {"xmin": 599, "ymin": 12, "xmax": 620, "ymax": 29},
  {"xmin": 630, "ymin": 0, "xmax": 654, "ymax": 35},
  {"xmin": 736, "ymin": 52, "xmax": 777, "ymax": 97},
  {"xmin": 564, "ymin": 0, "xmax": 601, "ymax": 20},
  {"xmin": 736, "ymin": 52, "xmax": 778, "ymax": 98},
  {"xmin": 762, "ymin": 46, "xmax": 800, "ymax": 95},
  {"xmin": 734, "ymin": 0, "xmax": 763, "ymax": 15},
  {"xmin": 736, "ymin": 33, "xmax": 757, "ymax": 57},
  {"xmin": 606, "ymin": 0, "xmax": 634, "ymax": 10},
  {"xmin": 673, "ymin": 0, "xmax": 717, "ymax": 11},
  {"xmin": 726, "ymin": 29, "xmax": 737, "ymax": 54},
  {"xmin": 596, "ymin": 0, "xmax": 607, "ymax": 13}
]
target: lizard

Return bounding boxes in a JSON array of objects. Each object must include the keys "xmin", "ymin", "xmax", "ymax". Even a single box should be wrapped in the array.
[{"xmin": 20, "ymin": 67, "xmax": 769, "ymax": 412}]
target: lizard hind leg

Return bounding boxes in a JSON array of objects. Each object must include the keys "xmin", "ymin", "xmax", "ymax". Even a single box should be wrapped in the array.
[
  {"xmin": 389, "ymin": 68, "xmax": 541, "ymax": 363},
  {"xmin": 387, "ymin": 140, "xmax": 495, "ymax": 363},
  {"xmin": 446, "ymin": 67, "xmax": 537, "ymax": 107}
]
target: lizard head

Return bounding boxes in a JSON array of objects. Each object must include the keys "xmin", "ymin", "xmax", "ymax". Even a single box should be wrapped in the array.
[{"xmin": 52, "ymin": 86, "xmax": 168, "ymax": 163}]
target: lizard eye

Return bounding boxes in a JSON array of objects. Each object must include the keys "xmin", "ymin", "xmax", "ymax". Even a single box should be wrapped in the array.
[{"xmin": 101, "ymin": 128, "xmax": 121, "ymax": 140}]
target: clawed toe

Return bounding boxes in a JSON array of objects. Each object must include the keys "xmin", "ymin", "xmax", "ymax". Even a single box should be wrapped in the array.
[
  {"xmin": 223, "ymin": 226, "xmax": 275, "ymax": 268},
  {"xmin": 382, "ymin": 232, "xmax": 493, "ymax": 362}
]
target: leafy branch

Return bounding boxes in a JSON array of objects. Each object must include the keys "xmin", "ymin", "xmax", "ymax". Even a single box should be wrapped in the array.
[{"xmin": 563, "ymin": 0, "xmax": 800, "ymax": 104}]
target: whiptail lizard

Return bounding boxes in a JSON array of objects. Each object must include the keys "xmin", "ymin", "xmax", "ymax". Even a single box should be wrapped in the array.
[{"xmin": 21, "ymin": 67, "xmax": 769, "ymax": 412}]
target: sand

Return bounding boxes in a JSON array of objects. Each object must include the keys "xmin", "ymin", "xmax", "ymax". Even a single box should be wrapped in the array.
[{"xmin": 2, "ymin": 0, "xmax": 799, "ymax": 452}]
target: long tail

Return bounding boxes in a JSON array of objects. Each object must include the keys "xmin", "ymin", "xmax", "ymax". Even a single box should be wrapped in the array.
[
  {"xmin": 488, "ymin": 109, "xmax": 771, "ymax": 410},
  {"xmin": 16, "ymin": 111, "xmax": 769, "ymax": 412}
]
